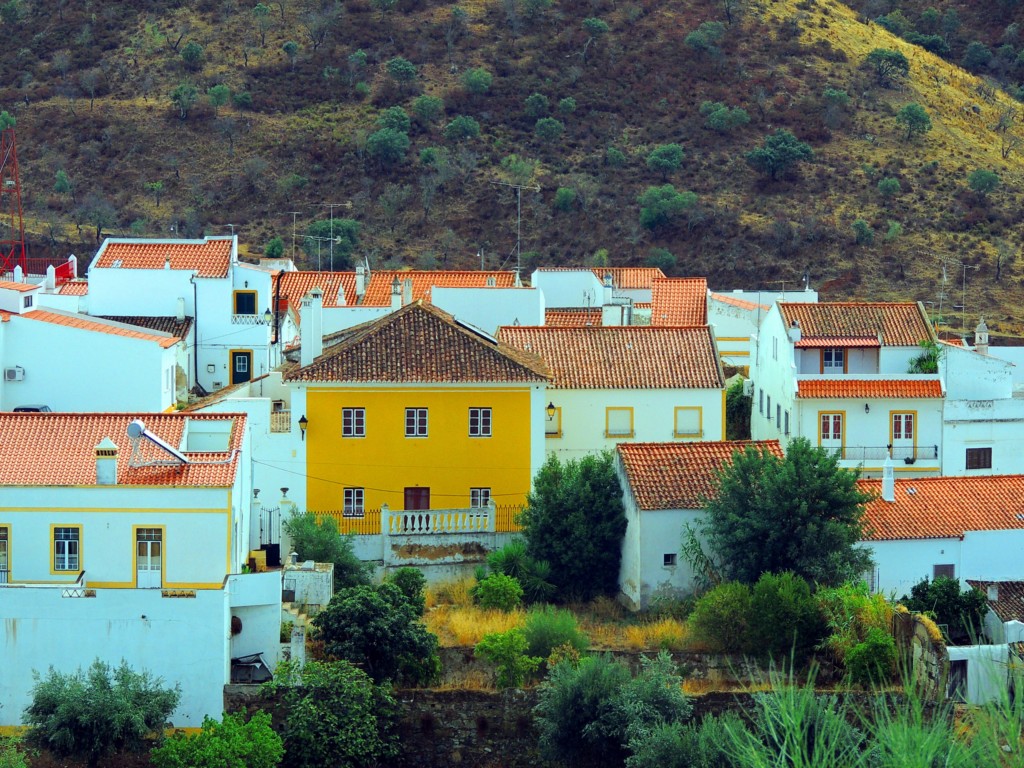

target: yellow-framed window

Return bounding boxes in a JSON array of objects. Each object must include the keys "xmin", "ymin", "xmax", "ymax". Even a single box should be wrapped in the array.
[
  {"xmin": 52, "ymin": 525, "xmax": 82, "ymax": 574},
  {"xmin": 233, "ymin": 289, "xmax": 257, "ymax": 315},
  {"xmin": 605, "ymin": 407, "xmax": 634, "ymax": 438},
  {"xmin": 673, "ymin": 407, "xmax": 703, "ymax": 438}
]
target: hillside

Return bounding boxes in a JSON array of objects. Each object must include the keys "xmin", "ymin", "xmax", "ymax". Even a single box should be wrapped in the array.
[{"xmin": 2, "ymin": 0, "xmax": 1023, "ymax": 333}]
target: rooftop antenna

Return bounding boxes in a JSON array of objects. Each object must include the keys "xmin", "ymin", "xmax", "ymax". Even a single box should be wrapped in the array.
[{"xmin": 489, "ymin": 179, "xmax": 540, "ymax": 275}]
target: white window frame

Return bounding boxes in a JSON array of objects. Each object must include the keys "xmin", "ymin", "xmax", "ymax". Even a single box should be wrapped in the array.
[
  {"xmin": 405, "ymin": 408, "xmax": 428, "ymax": 437},
  {"xmin": 469, "ymin": 407, "xmax": 492, "ymax": 437},
  {"xmin": 342, "ymin": 407, "xmax": 366, "ymax": 437},
  {"xmin": 470, "ymin": 488, "xmax": 491, "ymax": 508},
  {"xmin": 53, "ymin": 526, "xmax": 80, "ymax": 572},
  {"xmin": 344, "ymin": 487, "xmax": 365, "ymax": 517}
]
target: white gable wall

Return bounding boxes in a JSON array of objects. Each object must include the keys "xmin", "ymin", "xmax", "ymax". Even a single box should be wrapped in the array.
[{"xmin": 433, "ymin": 286, "xmax": 544, "ymax": 335}]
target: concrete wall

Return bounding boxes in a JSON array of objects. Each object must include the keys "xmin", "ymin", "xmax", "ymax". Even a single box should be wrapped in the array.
[
  {"xmin": 867, "ymin": 537, "xmax": 962, "ymax": 596},
  {"xmin": 531, "ymin": 269, "xmax": 603, "ymax": 308},
  {"xmin": 433, "ymin": 287, "xmax": 544, "ymax": 336},
  {"xmin": 947, "ymin": 645, "xmax": 1009, "ymax": 704},
  {"xmin": 708, "ymin": 298, "xmax": 757, "ymax": 366},
  {"xmin": 228, "ymin": 571, "xmax": 284, "ymax": 669}
]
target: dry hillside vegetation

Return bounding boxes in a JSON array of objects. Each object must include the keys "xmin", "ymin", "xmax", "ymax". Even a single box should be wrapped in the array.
[{"xmin": 2, "ymin": 0, "xmax": 1023, "ymax": 333}]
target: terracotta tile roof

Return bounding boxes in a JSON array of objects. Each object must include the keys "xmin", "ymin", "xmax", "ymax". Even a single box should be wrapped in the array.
[
  {"xmin": 99, "ymin": 316, "xmax": 193, "ymax": 338},
  {"xmin": 965, "ymin": 581, "xmax": 1024, "ymax": 623},
  {"xmin": 361, "ymin": 270, "xmax": 517, "ymax": 306},
  {"xmin": 0, "ymin": 280, "xmax": 37, "ymax": 293},
  {"xmin": 635, "ymin": 302, "xmax": 652, "ymax": 309},
  {"xmin": 795, "ymin": 336, "xmax": 881, "ymax": 348},
  {"xmin": 859, "ymin": 475, "xmax": 1024, "ymax": 541},
  {"xmin": 93, "ymin": 237, "xmax": 233, "ymax": 278},
  {"xmin": 0, "ymin": 412, "xmax": 246, "ymax": 487},
  {"xmin": 618, "ymin": 441, "xmax": 784, "ymax": 510},
  {"xmin": 276, "ymin": 272, "xmax": 356, "ymax": 316},
  {"xmin": 780, "ymin": 302, "xmax": 934, "ymax": 347},
  {"xmin": 58, "ymin": 280, "xmax": 89, "ymax": 295},
  {"xmin": 283, "ymin": 301, "xmax": 548, "ymax": 383},
  {"xmin": 544, "ymin": 308, "xmax": 603, "ymax": 326},
  {"xmin": 651, "ymin": 278, "xmax": 708, "ymax": 326},
  {"xmin": 20, "ymin": 310, "xmax": 180, "ymax": 348},
  {"xmin": 498, "ymin": 326, "xmax": 724, "ymax": 390},
  {"xmin": 591, "ymin": 267, "xmax": 666, "ymax": 289},
  {"xmin": 710, "ymin": 292, "xmax": 769, "ymax": 311},
  {"xmin": 797, "ymin": 379, "xmax": 943, "ymax": 399}
]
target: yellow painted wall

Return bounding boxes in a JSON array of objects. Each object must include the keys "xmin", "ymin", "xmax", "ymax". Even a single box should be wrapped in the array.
[{"xmin": 306, "ymin": 386, "xmax": 534, "ymax": 511}]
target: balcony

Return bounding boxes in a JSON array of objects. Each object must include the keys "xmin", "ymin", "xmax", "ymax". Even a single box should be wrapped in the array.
[
  {"xmin": 231, "ymin": 313, "xmax": 270, "ymax": 325},
  {"xmin": 827, "ymin": 445, "xmax": 939, "ymax": 463},
  {"xmin": 315, "ymin": 503, "xmax": 523, "ymax": 535}
]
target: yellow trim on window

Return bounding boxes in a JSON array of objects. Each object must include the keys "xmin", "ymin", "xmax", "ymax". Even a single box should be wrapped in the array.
[
  {"xmin": 50, "ymin": 523, "xmax": 82, "ymax": 575},
  {"xmin": 605, "ymin": 407, "xmax": 634, "ymax": 438},
  {"xmin": 716, "ymin": 336, "xmax": 749, "ymax": 342},
  {"xmin": 674, "ymin": 406, "xmax": 703, "ymax": 438},
  {"xmin": 817, "ymin": 410, "xmax": 847, "ymax": 459},
  {"xmin": 132, "ymin": 524, "xmax": 166, "ymax": 589},
  {"xmin": 888, "ymin": 410, "xmax": 918, "ymax": 453},
  {"xmin": 232, "ymin": 289, "xmax": 258, "ymax": 315},
  {"xmin": 544, "ymin": 406, "xmax": 563, "ymax": 438}
]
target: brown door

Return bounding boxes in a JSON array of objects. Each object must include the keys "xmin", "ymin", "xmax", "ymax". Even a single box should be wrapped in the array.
[{"xmin": 404, "ymin": 487, "xmax": 430, "ymax": 510}]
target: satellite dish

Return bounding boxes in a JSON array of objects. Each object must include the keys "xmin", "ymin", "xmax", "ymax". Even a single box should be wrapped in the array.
[{"xmin": 127, "ymin": 419, "xmax": 145, "ymax": 438}]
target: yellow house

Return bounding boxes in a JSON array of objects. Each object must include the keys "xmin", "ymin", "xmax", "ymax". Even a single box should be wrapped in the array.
[{"xmin": 284, "ymin": 301, "xmax": 549, "ymax": 515}]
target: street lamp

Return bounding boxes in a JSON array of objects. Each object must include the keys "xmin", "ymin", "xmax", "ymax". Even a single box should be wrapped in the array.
[{"xmin": 298, "ymin": 414, "xmax": 308, "ymax": 440}]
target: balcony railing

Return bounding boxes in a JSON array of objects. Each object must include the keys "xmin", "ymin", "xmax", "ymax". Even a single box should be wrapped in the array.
[
  {"xmin": 315, "ymin": 503, "xmax": 523, "ymax": 535},
  {"xmin": 231, "ymin": 313, "xmax": 270, "ymax": 325},
  {"xmin": 0, "ymin": 568, "xmax": 8, "ymax": 584},
  {"xmin": 270, "ymin": 410, "xmax": 291, "ymax": 433},
  {"xmin": 828, "ymin": 445, "xmax": 939, "ymax": 463}
]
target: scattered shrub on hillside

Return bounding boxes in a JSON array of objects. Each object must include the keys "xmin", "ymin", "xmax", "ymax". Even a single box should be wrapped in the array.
[
  {"xmin": 845, "ymin": 627, "xmax": 897, "ymax": 689},
  {"xmin": 877, "ymin": 177, "xmax": 900, "ymax": 199},
  {"xmin": 700, "ymin": 101, "xmax": 750, "ymax": 133},
  {"xmin": 385, "ymin": 57, "xmax": 417, "ymax": 88},
  {"xmin": 366, "ymin": 127, "xmax": 410, "ymax": 167},
  {"xmin": 852, "ymin": 218, "xmax": 874, "ymax": 245},
  {"xmin": 688, "ymin": 581, "xmax": 752, "ymax": 653},
  {"xmin": 524, "ymin": 92, "xmax": 549, "ymax": 117},
  {"xmin": 474, "ymin": 628, "xmax": 542, "ymax": 688},
  {"xmin": 963, "ymin": 40, "xmax": 992, "ymax": 70},
  {"xmin": 412, "ymin": 94, "xmax": 444, "ymax": 125},
  {"xmin": 646, "ymin": 144, "xmax": 684, "ymax": 177},
  {"xmin": 377, "ymin": 105, "xmax": 410, "ymax": 133},
  {"xmin": 605, "ymin": 146, "xmax": 627, "ymax": 167},
  {"xmin": 637, "ymin": 185, "xmax": 697, "ymax": 231},
  {"xmin": 895, "ymin": 103, "xmax": 931, "ymax": 141},
  {"xmin": 558, "ymin": 96, "xmax": 577, "ymax": 115},
  {"xmin": 553, "ymin": 187, "xmax": 576, "ymax": 212},
  {"xmin": 535, "ymin": 117, "xmax": 565, "ymax": 142},
  {"xmin": 885, "ymin": 220, "xmax": 902, "ymax": 242},
  {"xmin": 523, "ymin": 605, "xmax": 589, "ymax": 658},
  {"xmin": 462, "ymin": 67, "xmax": 493, "ymax": 95},
  {"xmin": 744, "ymin": 129, "xmax": 813, "ymax": 180},
  {"xmin": 473, "ymin": 572, "xmax": 524, "ymax": 611},
  {"xmin": 443, "ymin": 114, "xmax": 480, "ymax": 142},
  {"xmin": 968, "ymin": 168, "xmax": 1000, "ymax": 197},
  {"xmin": 684, "ymin": 21, "xmax": 725, "ymax": 57},
  {"xmin": 865, "ymin": 48, "xmax": 909, "ymax": 87},
  {"xmin": 645, "ymin": 247, "xmax": 676, "ymax": 273}
]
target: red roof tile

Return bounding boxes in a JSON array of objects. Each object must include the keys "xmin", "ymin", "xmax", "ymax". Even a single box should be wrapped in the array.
[
  {"xmin": 276, "ymin": 272, "xmax": 356, "ymax": 315},
  {"xmin": 965, "ymin": 581, "xmax": 1024, "ymax": 623},
  {"xmin": 93, "ymin": 238, "xmax": 233, "ymax": 278},
  {"xmin": 544, "ymin": 308, "xmax": 603, "ymax": 326},
  {"xmin": 592, "ymin": 267, "xmax": 666, "ymax": 289},
  {"xmin": 651, "ymin": 278, "xmax": 708, "ymax": 326},
  {"xmin": 0, "ymin": 412, "xmax": 245, "ymax": 487},
  {"xmin": 781, "ymin": 302, "xmax": 934, "ymax": 347},
  {"xmin": 361, "ymin": 270, "xmax": 517, "ymax": 306},
  {"xmin": 859, "ymin": 475, "xmax": 1024, "ymax": 540},
  {"xmin": 710, "ymin": 292, "xmax": 769, "ymax": 311},
  {"xmin": 20, "ymin": 310, "xmax": 180, "ymax": 348},
  {"xmin": 0, "ymin": 280, "xmax": 37, "ymax": 293},
  {"xmin": 284, "ymin": 301, "xmax": 548, "ymax": 383},
  {"xmin": 794, "ymin": 336, "xmax": 881, "ymax": 348},
  {"xmin": 618, "ymin": 441, "xmax": 784, "ymax": 510},
  {"xmin": 58, "ymin": 280, "xmax": 89, "ymax": 296},
  {"xmin": 498, "ymin": 326, "xmax": 724, "ymax": 389},
  {"xmin": 797, "ymin": 379, "xmax": 942, "ymax": 399}
]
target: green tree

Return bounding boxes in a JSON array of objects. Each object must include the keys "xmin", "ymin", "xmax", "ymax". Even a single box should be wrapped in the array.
[
  {"xmin": 700, "ymin": 438, "xmax": 874, "ymax": 585},
  {"xmin": 145, "ymin": 180, "xmax": 164, "ymax": 207},
  {"xmin": 385, "ymin": 57, "xmax": 417, "ymax": 88},
  {"xmin": 462, "ymin": 67, "xmax": 492, "ymax": 95},
  {"xmin": 553, "ymin": 187, "xmax": 576, "ymax": 212},
  {"xmin": 207, "ymin": 83, "xmax": 230, "ymax": 116},
  {"xmin": 558, "ymin": 96, "xmax": 577, "ymax": 115},
  {"xmin": 877, "ymin": 177, "xmax": 900, "ymax": 200},
  {"xmin": 535, "ymin": 117, "xmax": 565, "ymax": 142},
  {"xmin": 684, "ymin": 21, "xmax": 726, "ymax": 57},
  {"xmin": 968, "ymin": 168, "xmax": 1000, "ymax": 197},
  {"xmin": 312, "ymin": 582, "xmax": 440, "ymax": 685},
  {"xmin": 264, "ymin": 660, "xmax": 399, "ymax": 768},
  {"xmin": 900, "ymin": 576, "xmax": 988, "ymax": 644},
  {"xmin": 346, "ymin": 50, "xmax": 367, "ymax": 86},
  {"xmin": 54, "ymin": 169, "xmax": 75, "ymax": 203},
  {"xmin": 150, "ymin": 712, "xmax": 283, "ymax": 768},
  {"xmin": 180, "ymin": 41, "xmax": 203, "ymax": 70},
  {"xmin": 284, "ymin": 512, "xmax": 371, "ymax": 590},
  {"xmin": 524, "ymin": 92, "xmax": 549, "ymax": 117},
  {"xmin": 24, "ymin": 660, "xmax": 180, "ymax": 768},
  {"xmin": 521, "ymin": 451, "xmax": 627, "ymax": 601},
  {"xmin": 252, "ymin": 3, "xmax": 273, "ymax": 47},
  {"xmin": 645, "ymin": 246, "xmax": 676, "ymax": 273},
  {"xmin": 264, "ymin": 236, "xmax": 285, "ymax": 259},
  {"xmin": 852, "ymin": 218, "xmax": 874, "ymax": 245},
  {"xmin": 637, "ymin": 184, "xmax": 697, "ymax": 231},
  {"xmin": 282, "ymin": 40, "xmax": 299, "ymax": 71},
  {"xmin": 0, "ymin": 110, "xmax": 15, "ymax": 131},
  {"xmin": 866, "ymin": 48, "xmax": 910, "ymax": 86},
  {"xmin": 962, "ymin": 40, "xmax": 992, "ymax": 70},
  {"xmin": 443, "ymin": 114, "xmax": 480, "ymax": 142},
  {"xmin": 377, "ymin": 105, "xmax": 411, "ymax": 133},
  {"xmin": 412, "ymin": 94, "xmax": 444, "ymax": 125},
  {"xmin": 896, "ymin": 102, "xmax": 932, "ymax": 141},
  {"xmin": 744, "ymin": 129, "xmax": 813, "ymax": 180},
  {"xmin": 474, "ymin": 628, "xmax": 541, "ymax": 688},
  {"xmin": 725, "ymin": 378, "xmax": 751, "ymax": 440},
  {"xmin": 170, "ymin": 81, "xmax": 198, "ymax": 119},
  {"xmin": 646, "ymin": 144, "xmax": 684, "ymax": 177},
  {"xmin": 366, "ymin": 127, "xmax": 410, "ymax": 167}
]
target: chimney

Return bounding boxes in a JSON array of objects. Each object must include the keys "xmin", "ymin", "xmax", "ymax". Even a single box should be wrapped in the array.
[
  {"xmin": 402, "ymin": 277, "xmax": 413, "ymax": 306},
  {"xmin": 975, "ymin": 317, "xmax": 989, "ymax": 356},
  {"xmin": 299, "ymin": 288, "xmax": 324, "ymax": 367},
  {"xmin": 355, "ymin": 264, "xmax": 366, "ymax": 299},
  {"xmin": 881, "ymin": 454, "xmax": 895, "ymax": 503},
  {"xmin": 164, "ymin": 256, "xmax": 171, "ymax": 270},
  {"xmin": 176, "ymin": 297, "xmax": 186, "ymax": 323},
  {"xmin": 788, "ymin": 319, "xmax": 802, "ymax": 343},
  {"xmin": 390, "ymin": 277, "xmax": 402, "ymax": 310},
  {"xmin": 602, "ymin": 272, "xmax": 613, "ymax": 305},
  {"xmin": 95, "ymin": 438, "xmax": 118, "ymax": 485},
  {"xmin": 987, "ymin": 584, "xmax": 999, "ymax": 602}
]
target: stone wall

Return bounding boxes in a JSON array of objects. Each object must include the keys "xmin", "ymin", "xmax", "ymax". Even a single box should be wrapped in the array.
[{"xmin": 893, "ymin": 609, "xmax": 949, "ymax": 700}]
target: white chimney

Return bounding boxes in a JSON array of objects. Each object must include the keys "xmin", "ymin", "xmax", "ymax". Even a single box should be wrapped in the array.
[
  {"xmin": 299, "ymin": 288, "xmax": 324, "ymax": 367},
  {"xmin": 788, "ymin": 319, "xmax": 802, "ymax": 343},
  {"xmin": 975, "ymin": 317, "xmax": 989, "ymax": 356},
  {"xmin": 164, "ymin": 256, "xmax": 171, "ymax": 270},
  {"xmin": 390, "ymin": 277, "xmax": 402, "ymax": 310},
  {"xmin": 881, "ymin": 454, "xmax": 895, "ymax": 503},
  {"xmin": 176, "ymin": 297, "xmax": 186, "ymax": 323},
  {"xmin": 602, "ymin": 272, "xmax": 613, "ymax": 305},
  {"xmin": 602, "ymin": 303, "xmax": 623, "ymax": 327},
  {"xmin": 402, "ymin": 277, "xmax": 413, "ymax": 306},
  {"xmin": 355, "ymin": 264, "xmax": 366, "ymax": 299},
  {"xmin": 987, "ymin": 584, "xmax": 999, "ymax": 602},
  {"xmin": 45, "ymin": 264, "xmax": 56, "ymax": 291},
  {"xmin": 95, "ymin": 438, "xmax": 118, "ymax": 485}
]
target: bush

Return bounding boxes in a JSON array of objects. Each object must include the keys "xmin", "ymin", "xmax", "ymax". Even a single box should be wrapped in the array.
[
  {"xmin": 744, "ymin": 129, "xmax": 813, "ymax": 180},
  {"xmin": 264, "ymin": 236, "xmax": 285, "ymax": 259},
  {"xmin": 877, "ymin": 177, "xmax": 900, "ymax": 199},
  {"xmin": 845, "ymin": 627, "xmax": 897, "ymax": 689},
  {"xmin": 852, "ymin": 218, "xmax": 874, "ymax": 245},
  {"xmin": 462, "ymin": 67, "xmax": 492, "ymax": 95},
  {"xmin": 474, "ymin": 628, "xmax": 542, "ymax": 688},
  {"xmin": 150, "ymin": 712, "xmax": 283, "ymax": 768},
  {"xmin": 747, "ymin": 572, "xmax": 826, "ymax": 663},
  {"xmin": 645, "ymin": 247, "xmax": 676, "ymax": 273},
  {"xmin": 637, "ymin": 184, "xmax": 697, "ymax": 230},
  {"xmin": 900, "ymin": 575, "xmax": 988, "ymax": 644},
  {"xmin": 558, "ymin": 97, "xmax": 577, "ymax": 115},
  {"xmin": 283, "ymin": 513, "xmax": 371, "ymax": 592},
  {"xmin": 605, "ymin": 146, "xmax": 627, "ymax": 167},
  {"xmin": 0, "ymin": 738, "xmax": 28, "ymax": 768},
  {"xmin": 443, "ymin": 114, "xmax": 480, "ymax": 142},
  {"xmin": 523, "ymin": 605, "xmax": 590, "ymax": 658},
  {"xmin": 700, "ymin": 101, "xmax": 750, "ymax": 133},
  {"xmin": 688, "ymin": 581, "xmax": 752, "ymax": 653},
  {"xmin": 366, "ymin": 127, "xmax": 410, "ymax": 167},
  {"xmin": 524, "ymin": 92, "xmax": 549, "ymax": 117},
  {"xmin": 535, "ymin": 117, "xmax": 565, "ymax": 142},
  {"xmin": 411, "ymin": 94, "xmax": 444, "ymax": 125},
  {"xmin": 389, "ymin": 567, "xmax": 427, "ymax": 615},
  {"xmin": 816, "ymin": 580, "xmax": 894, "ymax": 664},
  {"xmin": 377, "ymin": 106, "xmax": 410, "ymax": 133},
  {"xmin": 553, "ymin": 187, "xmax": 576, "ymax": 212},
  {"xmin": 473, "ymin": 572, "xmax": 524, "ymax": 611},
  {"xmin": 968, "ymin": 168, "xmax": 1000, "ymax": 196},
  {"xmin": 24, "ymin": 660, "xmax": 181, "ymax": 768},
  {"xmin": 646, "ymin": 144, "xmax": 684, "ymax": 176},
  {"xmin": 486, "ymin": 539, "xmax": 555, "ymax": 603}
]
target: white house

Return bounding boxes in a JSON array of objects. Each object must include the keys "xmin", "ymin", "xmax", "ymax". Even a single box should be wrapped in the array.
[
  {"xmin": 0, "ymin": 281, "xmax": 184, "ymax": 412},
  {"xmin": 498, "ymin": 325, "xmax": 726, "ymax": 457},
  {"xmin": 535, "ymin": 267, "xmax": 668, "ymax": 327},
  {"xmin": 859, "ymin": 469, "xmax": 1024, "ymax": 596},
  {"xmin": 616, "ymin": 440, "xmax": 784, "ymax": 609},
  {"xmin": 0, "ymin": 411, "xmax": 281, "ymax": 729},
  {"xmin": 708, "ymin": 287, "xmax": 817, "ymax": 367},
  {"xmin": 752, "ymin": 301, "xmax": 942, "ymax": 477},
  {"xmin": 965, "ymin": 581, "xmax": 1024, "ymax": 645},
  {"xmin": 86, "ymin": 236, "xmax": 281, "ymax": 394}
]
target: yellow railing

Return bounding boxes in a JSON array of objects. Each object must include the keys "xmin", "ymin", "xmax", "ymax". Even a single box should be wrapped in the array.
[
  {"xmin": 495, "ymin": 504, "xmax": 523, "ymax": 533},
  {"xmin": 316, "ymin": 509, "xmax": 382, "ymax": 535}
]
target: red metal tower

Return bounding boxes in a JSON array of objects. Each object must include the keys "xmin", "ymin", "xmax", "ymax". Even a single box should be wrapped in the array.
[{"xmin": 0, "ymin": 128, "xmax": 26, "ymax": 276}]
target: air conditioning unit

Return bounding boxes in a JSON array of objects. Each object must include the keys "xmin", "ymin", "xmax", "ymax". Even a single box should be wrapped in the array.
[{"xmin": 4, "ymin": 366, "xmax": 24, "ymax": 382}]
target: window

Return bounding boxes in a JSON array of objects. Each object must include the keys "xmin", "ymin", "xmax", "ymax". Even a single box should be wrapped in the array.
[
  {"xmin": 820, "ymin": 412, "xmax": 844, "ymax": 453},
  {"xmin": 605, "ymin": 407, "xmax": 634, "ymax": 437},
  {"xmin": 405, "ymin": 408, "xmax": 428, "ymax": 437},
  {"xmin": 966, "ymin": 447, "xmax": 992, "ymax": 470},
  {"xmin": 469, "ymin": 408, "xmax": 492, "ymax": 437},
  {"xmin": 234, "ymin": 355, "xmax": 248, "ymax": 374},
  {"xmin": 342, "ymin": 408, "xmax": 366, "ymax": 437},
  {"xmin": 892, "ymin": 413, "xmax": 914, "ymax": 441},
  {"xmin": 776, "ymin": 404, "xmax": 781, "ymax": 428},
  {"xmin": 53, "ymin": 526, "xmax": 80, "ymax": 572},
  {"xmin": 822, "ymin": 347, "xmax": 845, "ymax": 373},
  {"xmin": 233, "ymin": 290, "xmax": 257, "ymax": 315},
  {"xmin": 344, "ymin": 488, "xmax": 365, "ymax": 517},
  {"xmin": 784, "ymin": 410, "xmax": 790, "ymax": 436},
  {"xmin": 663, "ymin": 553, "xmax": 677, "ymax": 568},
  {"xmin": 0, "ymin": 525, "xmax": 8, "ymax": 584},
  {"xmin": 23, "ymin": 295, "xmax": 32, "ymax": 309},
  {"xmin": 470, "ymin": 488, "xmax": 491, "ymax": 508},
  {"xmin": 674, "ymin": 407, "xmax": 702, "ymax": 437},
  {"xmin": 933, "ymin": 564, "xmax": 955, "ymax": 580},
  {"xmin": 545, "ymin": 406, "xmax": 562, "ymax": 438},
  {"xmin": 759, "ymin": 388, "xmax": 764, "ymax": 414},
  {"xmin": 766, "ymin": 395, "xmax": 772, "ymax": 421},
  {"xmin": 772, "ymin": 336, "xmax": 778, "ymax": 360}
]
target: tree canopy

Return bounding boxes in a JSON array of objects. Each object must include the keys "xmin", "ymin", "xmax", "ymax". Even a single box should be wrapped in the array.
[
  {"xmin": 900, "ymin": 576, "xmax": 988, "ymax": 645},
  {"xmin": 700, "ymin": 438, "xmax": 874, "ymax": 585},
  {"xmin": 744, "ymin": 129, "xmax": 814, "ymax": 180},
  {"xmin": 283, "ymin": 512, "xmax": 371, "ymax": 591}
]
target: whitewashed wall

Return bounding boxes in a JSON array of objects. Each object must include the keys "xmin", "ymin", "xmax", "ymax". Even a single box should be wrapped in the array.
[
  {"xmin": 708, "ymin": 298, "xmax": 757, "ymax": 366},
  {"xmin": 531, "ymin": 270, "xmax": 604, "ymax": 308},
  {"xmin": 867, "ymin": 537, "xmax": 962, "ymax": 596},
  {"xmin": 433, "ymin": 286, "xmax": 544, "ymax": 335}
]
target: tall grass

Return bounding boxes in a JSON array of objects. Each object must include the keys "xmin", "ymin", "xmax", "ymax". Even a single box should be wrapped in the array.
[{"xmin": 424, "ymin": 605, "xmax": 525, "ymax": 647}]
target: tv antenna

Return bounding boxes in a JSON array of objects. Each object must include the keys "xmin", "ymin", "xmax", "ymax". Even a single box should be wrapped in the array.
[{"xmin": 489, "ymin": 179, "xmax": 540, "ymax": 276}]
